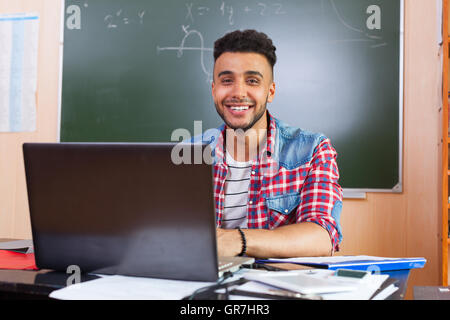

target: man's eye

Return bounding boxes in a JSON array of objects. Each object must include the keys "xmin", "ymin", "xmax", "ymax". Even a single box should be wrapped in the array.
[
  {"xmin": 221, "ymin": 78, "xmax": 233, "ymax": 84},
  {"xmin": 247, "ymin": 78, "xmax": 260, "ymax": 85}
]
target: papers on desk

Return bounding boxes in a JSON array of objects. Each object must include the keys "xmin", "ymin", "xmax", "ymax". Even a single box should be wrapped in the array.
[
  {"xmin": 48, "ymin": 255, "xmax": 413, "ymax": 300},
  {"xmin": 243, "ymin": 270, "xmax": 359, "ymax": 295},
  {"xmin": 49, "ymin": 268, "xmax": 397, "ymax": 300},
  {"xmin": 49, "ymin": 275, "xmax": 217, "ymax": 300},
  {"xmin": 236, "ymin": 269, "xmax": 394, "ymax": 300}
]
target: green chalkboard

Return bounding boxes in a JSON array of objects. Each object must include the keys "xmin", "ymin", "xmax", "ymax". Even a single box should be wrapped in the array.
[{"xmin": 61, "ymin": 0, "xmax": 403, "ymax": 192}]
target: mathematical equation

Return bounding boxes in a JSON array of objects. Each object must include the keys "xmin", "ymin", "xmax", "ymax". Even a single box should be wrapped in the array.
[
  {"xmin": 104, "ymin": 9, "xmax": 146, "ymax": 29},
  {"xmin": 65, "ymin": 1, "xmax": 146, "ymax": 30},
  {"xmin": 65, "ymin": 1, "xmax": 286, "ymax": 31},
  {"xmin": 65, "ymin": 0, "xmax": 385, "ymax": 84},
  {"xmin": 157, "ymin": 25, "xmax": 213, "ymax": 82},
  {"xmin": 185, "ymin": 1, "xmax": 286, "ymax": 26}
]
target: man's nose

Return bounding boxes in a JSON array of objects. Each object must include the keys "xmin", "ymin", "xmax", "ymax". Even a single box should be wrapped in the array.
[{"xmin": 231, "ymin": 80, "xmax": 246, "ymax": 99}]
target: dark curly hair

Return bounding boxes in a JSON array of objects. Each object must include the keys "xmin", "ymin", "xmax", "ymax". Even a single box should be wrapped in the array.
[{"xmin": 213, "ymin": 29, "xmax": 277, "ymax": 70}]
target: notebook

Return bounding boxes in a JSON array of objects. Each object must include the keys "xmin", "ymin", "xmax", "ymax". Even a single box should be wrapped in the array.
[{"xmin": 23, "ymin": 142, "xmax": 253, "ymax": 282}]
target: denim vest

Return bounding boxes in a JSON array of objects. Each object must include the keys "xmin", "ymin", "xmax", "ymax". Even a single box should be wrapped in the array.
[{"xmin": 190, "ymin": 117, "xmax": 343, "ymax": 242}]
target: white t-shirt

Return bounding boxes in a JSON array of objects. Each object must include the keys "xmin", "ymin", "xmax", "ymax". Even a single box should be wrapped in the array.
[{"xmin": 222, "ymin": 151, "xmax": 251, "ymax": 229}]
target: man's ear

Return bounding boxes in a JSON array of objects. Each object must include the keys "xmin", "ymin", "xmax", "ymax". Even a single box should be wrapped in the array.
[
  {"xmin": 267, "ymin": 82, "xmax": 276, "ymax": 103},
  {"xmin": 211, "ymin": 63, "xmax": 216, "ymax": 97}
]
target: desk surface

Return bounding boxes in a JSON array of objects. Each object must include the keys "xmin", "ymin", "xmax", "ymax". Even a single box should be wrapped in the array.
[
  {"xmin": 0, "ymin": 269, "xmax": 99, "ymax": 300},
  {"xmin": 0, "ymin": 267, "xmax": 409, "ymax": 300},
  {"xmin": 413, "ymin": 286, "xmax": 450, "ymax": 300},
  {"xmin": 0, "ymin": 239, "xmax": 410, "ymax": 300}
]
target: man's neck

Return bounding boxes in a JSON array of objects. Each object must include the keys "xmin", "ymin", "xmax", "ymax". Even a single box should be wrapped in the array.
[{"xmin": 225, "ymin": 114, "xmax": 268, "ymax": 162}]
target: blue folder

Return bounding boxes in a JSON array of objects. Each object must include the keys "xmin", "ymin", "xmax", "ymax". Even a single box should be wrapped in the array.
[{"xmin": 257, "ymin": 256, "xmax": 427, "ymax": 272}]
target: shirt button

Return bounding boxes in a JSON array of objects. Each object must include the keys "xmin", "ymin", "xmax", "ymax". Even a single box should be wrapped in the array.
[
  {"xmin": 251, "ymin": 171, "xmax": 256, "ymax": 175},
  {"xmin": 249, "ymin": 201, "xmax": 253, "ymax": 205},
  {"xmin": 284, "ymin": 209, "xmax": 289, "ymax": 213}
]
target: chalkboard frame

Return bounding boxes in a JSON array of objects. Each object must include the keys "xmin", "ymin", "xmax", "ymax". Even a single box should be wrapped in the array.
[{"xmin": 56, "ymin": 0, "xmax": 405, "ymax": 198}]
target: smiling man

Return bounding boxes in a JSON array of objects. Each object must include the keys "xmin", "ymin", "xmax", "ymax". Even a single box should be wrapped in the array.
[{"xmin": 205, "ymin": 30, "xmax": 343, "ymax": 258}]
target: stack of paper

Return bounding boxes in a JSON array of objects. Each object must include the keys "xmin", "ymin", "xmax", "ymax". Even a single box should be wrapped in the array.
[
  {"xmin": 236, "ymin": 269, "xmax": 395, "ymax": 300},
  {"xmin": 49, "ymin": 267, "xmax": 397, "ymax": 300},
  {"xmin": 49, "ymin": 275, "xmax": 217, "ymax": 300},
  {"xmin": 48, "ymin": 255, "xmax": 415, "ymax": 300}
]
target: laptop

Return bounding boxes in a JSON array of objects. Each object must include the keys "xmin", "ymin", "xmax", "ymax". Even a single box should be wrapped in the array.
[{"xmin": 23, "ymin": 143, "xmax": 253, "ymax": 282}]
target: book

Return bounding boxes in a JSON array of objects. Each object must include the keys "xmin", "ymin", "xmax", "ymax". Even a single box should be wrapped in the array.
[{"xmin": 0, "ymin": 250, "xmax": 37, "ymax": 270}]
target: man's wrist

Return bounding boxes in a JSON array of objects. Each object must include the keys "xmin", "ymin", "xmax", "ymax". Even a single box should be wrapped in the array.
[{"xmin": 236, "ymin": 228, "xmax": 247, "ymax": 256}]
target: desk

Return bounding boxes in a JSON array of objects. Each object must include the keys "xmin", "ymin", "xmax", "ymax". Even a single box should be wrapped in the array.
[
  {"xmin": 0, "ymin": 238, "xmax": 411, "ymax": 300},
  {"xmin": 381, "ymin": 269, "xmax": 410, "ymax": 300},
  {"xmin": 0, "ymin": 269, "xmax": 98, "ymax": 300},
  {"xmin": 0, "ymin": 267, "xmax": 410, "ymax": 300},
  {"xmin": 413, "ymin": 286, "xmax": 450, "ymax": 300}
]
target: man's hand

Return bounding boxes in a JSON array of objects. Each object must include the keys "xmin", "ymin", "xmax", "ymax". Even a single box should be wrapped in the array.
[{"xmin": 216, "ymin": 228, "xmax": 242, "ymax": 257}]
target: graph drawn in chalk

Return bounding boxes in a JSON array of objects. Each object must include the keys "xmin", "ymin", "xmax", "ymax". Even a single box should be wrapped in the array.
[
  {"xmin": 157, "ymin": 26, "xmax": 213, "ymax": 82},
  {"xmin": 329, "ymin": 0, "xmax": 386, "ymax": 49}
]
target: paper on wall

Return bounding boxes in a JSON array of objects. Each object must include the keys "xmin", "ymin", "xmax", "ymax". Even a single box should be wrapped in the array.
[{"xmin": 0, "ymin": 13, "xmax": 39, "ymax": 132}]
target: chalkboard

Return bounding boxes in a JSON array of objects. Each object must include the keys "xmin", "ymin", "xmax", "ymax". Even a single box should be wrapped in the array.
[{"xmin": 60, "ymin": 0, "xmax": 403, "ymax": 192}]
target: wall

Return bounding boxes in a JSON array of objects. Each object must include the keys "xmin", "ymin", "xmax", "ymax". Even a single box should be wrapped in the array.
[
  {"xmin": 338, "ymin": 0, "xmax": 444, "ymax": 296},
  {"xmin": 0, "ymin": 0, "xmax": 444, "ymax": 297},
  {"xmin": 0, "ymin": 0, "xmax": 61, "ymax": 237}
]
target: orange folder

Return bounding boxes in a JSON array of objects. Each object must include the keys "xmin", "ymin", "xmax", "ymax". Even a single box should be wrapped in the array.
[{"xmin": 0, "ymin": 250, "xmax": 38, "ymax": 270}]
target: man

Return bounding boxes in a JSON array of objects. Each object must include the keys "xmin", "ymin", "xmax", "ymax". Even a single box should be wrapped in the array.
[{"xmin": 202, "ymin": 29, "xmax": 343, "ymax": 259}]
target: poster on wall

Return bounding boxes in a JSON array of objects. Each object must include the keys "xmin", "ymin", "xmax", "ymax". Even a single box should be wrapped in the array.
[{"xmin": 0, "ymin": 13, "xmax": 39, "ymax": 133}]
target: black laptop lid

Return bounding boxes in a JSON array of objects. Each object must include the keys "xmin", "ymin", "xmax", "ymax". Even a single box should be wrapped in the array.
[{"xmin": 23, "ymin": 143, "xmax": 218, "ymax": 282}]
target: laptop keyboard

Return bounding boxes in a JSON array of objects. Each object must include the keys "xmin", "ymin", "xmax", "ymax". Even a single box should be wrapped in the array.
[{"xmin": 218, "ymin": 261, "xmax": 233, "ymax": 271}]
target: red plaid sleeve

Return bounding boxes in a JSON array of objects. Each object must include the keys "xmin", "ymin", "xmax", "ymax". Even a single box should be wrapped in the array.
[{"xmin": 297, "ymin": 138, "xmax": 343, "ymax": 252}]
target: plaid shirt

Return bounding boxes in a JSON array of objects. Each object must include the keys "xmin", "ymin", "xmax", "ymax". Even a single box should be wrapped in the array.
[{"xmin": 213, "ymin": 113, "xmax": 343, "ymax": 252}]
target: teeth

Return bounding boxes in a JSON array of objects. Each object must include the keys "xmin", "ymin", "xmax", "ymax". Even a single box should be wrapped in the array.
[{"xmin": 230, "ymin": 106, "xmax": 249, "ymax": 111}]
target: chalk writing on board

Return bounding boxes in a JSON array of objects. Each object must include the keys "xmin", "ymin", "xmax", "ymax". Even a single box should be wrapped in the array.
[
  {"xmin": 183, "ymin": 1, "xmax": 287, "ymax": 25},
  {"xmin": 103, "ymin": 9, "xmax": 146, "ymax": 29},
  {"xmin": 156, "ymin": 0, "xmax": 386, "ymax": 82},
  {"xmin": 226, "ymin": 4, "xmax": 234, "ymax": 25},
  {"xmin": 185, "ymin": 3, "xmax": 194, "ymax": 23},
  {"xmin": 157, "ymin": 25, "xmax": 213, "ymax": 82},
  {"xmin": 329, "ymin": 0, "xmax": 385, "ymax": 48},
  {"xmin": 157, "ymin": 1, "xmax": 289, "ymax": 81}
]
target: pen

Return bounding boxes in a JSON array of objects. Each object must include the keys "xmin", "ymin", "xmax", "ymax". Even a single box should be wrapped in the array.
[
  {"xmin": 229, "ymin": 289, "xmax": 323, "ymax": 300},
  {"xmin": 244, "ymin": 263, "xmax": 286, "ymax": 271}
]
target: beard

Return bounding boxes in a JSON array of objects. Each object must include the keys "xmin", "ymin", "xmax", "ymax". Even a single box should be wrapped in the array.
[{"xmin": 214, "ymin": 96, "xmax": 269, "ymax": 132}]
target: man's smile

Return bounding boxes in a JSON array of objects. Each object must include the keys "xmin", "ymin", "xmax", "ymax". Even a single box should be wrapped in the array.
[
  {"xmin": 228, "ymin": 106, "xmax": 250, "ymax": 111},
  {"xmin": 225, "ymin": 104, "xmax": 254, "ymax": 115},
  {"xmin": 224, "ymin": 99, "xmax": 255, "ymax": 115}
]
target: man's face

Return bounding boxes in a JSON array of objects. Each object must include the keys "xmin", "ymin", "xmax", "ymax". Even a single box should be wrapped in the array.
[{"xmin": 212, "ymin": 52, "xmax": 275, "ymax": 132}]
